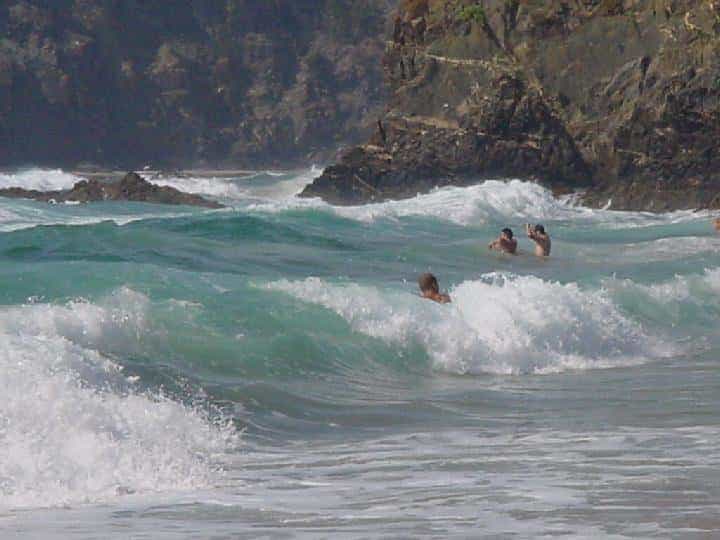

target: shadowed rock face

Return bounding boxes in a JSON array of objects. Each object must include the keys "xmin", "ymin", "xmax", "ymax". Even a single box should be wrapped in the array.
[
  {"xmin": 302, "ymin": 0, "xmax": 720, "ymax": 211},
  {"xmin": 0, "ymin": 172, "xmax": 223, "ymax": 208},
  {"xmin": 0, "ymin": 0, "xmax": 392, "ymax": 169}
]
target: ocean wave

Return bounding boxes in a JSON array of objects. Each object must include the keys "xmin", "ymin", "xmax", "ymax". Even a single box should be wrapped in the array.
[
  {"xmin": 154, "ymin": 167, "xmax": 322, "ymax": 203},
  {"xmin": 612, "ymin": 268, "xmax": 720, "ymax": 303},
  {"xmin": 0, "ymin": 169, "xmax": 709, "ymax": 236},
  {"xmin": 0, "ymin": 288, "xmax": 237, "ymax": 509},
  {"xmin": 0, "ymin": 197, "xmax": 205, "ymax": 232},
  {"xmin": 252, "ymin": 176, "xmax": 707, "ymax": 228},
  {"xmin": 330, "ymin": 180, "xmax": 575, "ymax": 225},
  {"xmin": 0, "ymin": 168, "xmax": 86, "ymax": 191},
  {"xmin": 150, "ymin": 175, "xmax": 250, "ymax": 199},
  {"xmin": 267, "ymin": 274, "xmax": 673, "ymax": 375},
  {"xmin": 603, "ymin": 268, "xmax": 720, "ymax": 334},
  {"xmin": 333, "ymin": 180, "xmax": 707, "ymax": 227}
]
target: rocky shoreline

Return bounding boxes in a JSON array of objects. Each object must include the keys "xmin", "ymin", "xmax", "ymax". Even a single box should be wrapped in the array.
[
  {"xmin": 0, "ymin": 172, "xmax": 223, "ymax": 208},
  {"xmin": 301, "ymin": 0, "xmax": 720, "ymax": 212}
]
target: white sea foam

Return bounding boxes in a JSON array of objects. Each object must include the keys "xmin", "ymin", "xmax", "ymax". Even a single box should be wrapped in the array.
[
  {"xmin": 250, "ymin": 175, "xmax": 707, "ymax": 228},
  {"xmin": 150, "ymin": 175, "xmax": 249, "ymax": 199},
  {"xmin": 0, "ymin": 198, "xmax": 204, "ymax": 232},
  {"xmin": 331, "ymin": 180, "xmax": 707, "ymax": 227},
  {"xmin": 0, "ymin": 288, "xmax": 237, "ymax": 510},
  {"xmin": 267, "ymin": 274, "xmax": 672, "ymax": 375},
  {"xmin": 154, "ymin": 167, "xmax": 322, "ymax": 203},
  {"xmin": 573, "ymin": 236, "xmax": 720, "ymax": 267},
  {"xmin": 608, "ymin": 267, "xmax": 720, "ymax": 305},
  {"xmin": 0, "ymin": 168, "xmax": 708, "ymax": 234},
  {"xmin": 0, "ymin": 168, "xmax": 86, "ymax": 191}
]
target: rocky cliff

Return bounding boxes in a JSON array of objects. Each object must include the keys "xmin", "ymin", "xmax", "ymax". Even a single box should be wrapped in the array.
[
  {"xmin": 0, "ymin": 0, "xmax": 392, "ymax": 169},
  {"xmin": 302, "ymin": 0, "xmax": 720, "ymax": 211}
]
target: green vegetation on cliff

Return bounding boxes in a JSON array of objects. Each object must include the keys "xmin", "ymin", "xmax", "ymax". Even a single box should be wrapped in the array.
[
  {"xmin": 304, "ymin": 0, "xmax": 720, "ymax": 211},
  {"xmin": 0, "ymin": 0, "xmax": 391, "ymax": 168},
  {"xmin": 457, "ymin": 5, "xmax": 486, "ymax": 26}
]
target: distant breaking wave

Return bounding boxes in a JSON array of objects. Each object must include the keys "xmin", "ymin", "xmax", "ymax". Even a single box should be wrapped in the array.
[
  {"xmin": 0, "ymin": 168, "xmax": 708, "ymax": 231},
  {"xmin": 0, "ymin": 168, "xmax": 86, "ymax": 191}
]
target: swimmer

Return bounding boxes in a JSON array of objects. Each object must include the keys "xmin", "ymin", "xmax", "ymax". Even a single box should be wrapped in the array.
[
  {"xmin": 418, "ymin": 273, "xmax": 451, "ymax": 303},
  {"xmin": 526, "ymin": 223, "xmax": 551, "ymax": 256},
  {"xmin": 488, "ymin": 228, "xmax": 517, "ymax": 255},
  {"xmin": 713, "ymin": 217, "xmax": 720, "ymax": 231}
]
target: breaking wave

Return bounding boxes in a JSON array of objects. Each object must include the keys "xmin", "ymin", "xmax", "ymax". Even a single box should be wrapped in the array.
[
  {"xmin": 0, "ymin": 168, "xmax": 86, "ymax": 191},
  {"xmin": 267, "ymin": 274, "xmax": 675, "ymax": 376},
  {"xmin": 0, "ymin": 288, "xmax": 237, "ymax": 510},
  {"xmin": 248, "ymin": 175, "xmax": 707, "ymax": 228},
  {"xmin": 153, "ymin": 167, "xmax": 322, "ymax": 204}
]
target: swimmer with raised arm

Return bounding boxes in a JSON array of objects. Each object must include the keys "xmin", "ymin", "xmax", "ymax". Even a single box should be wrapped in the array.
[
  {"xmin": 526, "ymin": 223, "xmax": 551, "ymax": 256},
  {"xmin": 488, "ymin": 228, "xmax": 517, "ymax": 255},
  {"xmin": 418, "ymin": 273, "xmax": 451, "ymax": 304}
]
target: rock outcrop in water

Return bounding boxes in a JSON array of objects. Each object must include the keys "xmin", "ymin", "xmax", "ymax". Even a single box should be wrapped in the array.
[
  {"xmin": 302, "ymin": 0, "xmax": 720, "ymax": 211},
  {"xmin": 0, "ymin": 171, "xmax": 223, "ymax": 208},
  {"xmin": 0, "ymin": 1, "xmax": 392, "ymax": 168}
]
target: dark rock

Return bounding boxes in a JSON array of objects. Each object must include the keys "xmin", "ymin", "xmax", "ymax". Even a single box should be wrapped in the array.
[
  {"xmin": 0, "ymin": 172, "xmax": 223, "ymax": 208},
  {"xmin": 303, "ymin": 0, "xmax": 720, "ymax": 211}
]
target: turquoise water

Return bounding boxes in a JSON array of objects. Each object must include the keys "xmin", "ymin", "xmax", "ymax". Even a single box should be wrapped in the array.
[{"xmin": 1, "ymin": 168, "xmax": 720, "ymax": 538}]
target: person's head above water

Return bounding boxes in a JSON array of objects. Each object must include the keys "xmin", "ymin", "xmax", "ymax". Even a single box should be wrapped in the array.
[
  {"xmin": 527, "ymin": 223, "xmax": 551, "ymax": 256},
  {"xmin": 489, "ymin": 227, "xmax": 518, "ymax": 254},
  {"xmin": 418, "ymin": 272, "xmax": 439, "ymax": 294},
  {"xmin": 418, "ymin": 273, "xmax": 451, "ymax": 303}
]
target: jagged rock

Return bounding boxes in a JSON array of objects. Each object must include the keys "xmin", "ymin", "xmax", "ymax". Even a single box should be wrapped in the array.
[
  {"xmin": 303, "ymin": 0, "xmax": 720, "ymax": 211},
  {"xmin": 0, "ymin": 172, "xmax": 223, "ymax": 208}
]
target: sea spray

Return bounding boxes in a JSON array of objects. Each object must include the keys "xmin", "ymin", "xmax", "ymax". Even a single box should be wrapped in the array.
[
  {"xmin": 155, "ymin": 167, "xmax": 323, "ymax": 204},
  {"xmin": 267, "ymin": 274, "xmax": 674, "ymax": 375},
  {"xmin": 247, "ymin": 176, "xmax": 708, "ymax": 229},
  {"xmin": 0, "ymin": 169, "xmax": 86, "ymax": 191},
  {"xmin": 0, "ymin": 289, "xmax": 238, "ymax": 509}
]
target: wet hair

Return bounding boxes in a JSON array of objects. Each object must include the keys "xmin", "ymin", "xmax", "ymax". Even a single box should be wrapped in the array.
[
  {"xmin": 501, "ymin": 228, "xmax": 513, "ymax": 239},
  {"xmin": 534, "ymin": 224, "xmax": 545, "ymax": 234},
  {"xmin": 418, "ymin": 272, "xmax": 439, "ymax": 293}
]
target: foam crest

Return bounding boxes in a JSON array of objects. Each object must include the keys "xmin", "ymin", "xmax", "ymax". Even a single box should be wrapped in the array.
[
  {"xmin": 302, "ymin": 179, "xmax": 706, "ymax": 227},
  {"xmin": 0, "ymin": 289, "xmax": 237, "ymax": 509},
  {"xmin": 150, "ymin": 175, "xmax": 249, "ymax": 199},
  {"xmin": 0, "ymin": 197, "xmax": 201, "ymax": 232},
  {"xmin": 268, "ymin": 275, "xmax": 671, "ymax": 375},
  {"xmin": 330, "ymin": 180, "xmax": 569, "ymax": 225},
  {"xmin": 609, "ymin": 267, "xmax": 720, "ymax": 305},
  {"xmin": 153, "ymin": 167, "xmax": 322, "ymax": 204},
  {"xmin": 451, "ymin": 274, "xmax": 668, "ymax": 373},
  {"xmin": 0, "ymin": 168, "xmax": 85, "ymax": 191}
]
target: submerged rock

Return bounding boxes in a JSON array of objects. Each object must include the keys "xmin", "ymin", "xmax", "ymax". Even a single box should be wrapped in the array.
[
  {"xmin": 0, "ymin": 172, "xmax": 223, "ymax": 208},
  {"xmin": 302, "ymin": 0, "xmax": 720, "ymax": 211}
]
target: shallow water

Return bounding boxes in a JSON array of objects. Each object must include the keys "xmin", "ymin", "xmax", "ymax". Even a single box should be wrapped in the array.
[{"xmin": 1, "ymin": 168, "xmax": 719, "ymax": 538}]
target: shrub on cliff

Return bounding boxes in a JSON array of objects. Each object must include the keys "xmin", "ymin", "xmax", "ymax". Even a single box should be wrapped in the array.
[
  {"xmin": 457, "ymin": 4, "xmax": 486, "ymax": 25},
  {"xmin": 402, "ymin": 0, "xmax": 430, "ymax": 19},
  {"xmin": 326, "ymin": 0, "xmax": 383, "ymax": 42}
]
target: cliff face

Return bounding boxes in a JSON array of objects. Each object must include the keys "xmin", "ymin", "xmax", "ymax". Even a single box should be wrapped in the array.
[
  {"xmin": 0, "ymin": 0, "xmax": 392, "ymax": 168},
  {"xmin": 302, "ymin": 0, "xmax": 720, "ymax": 211}
]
